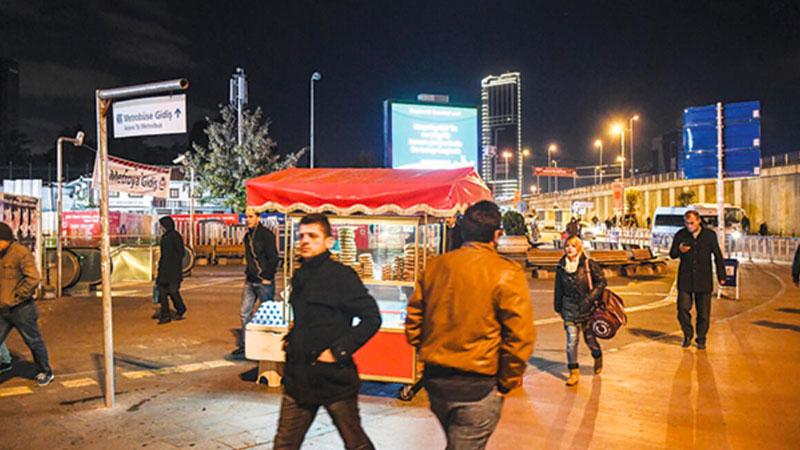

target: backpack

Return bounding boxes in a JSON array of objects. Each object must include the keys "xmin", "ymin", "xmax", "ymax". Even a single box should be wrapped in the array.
[{"xmin": 584, "ymin": 259, "xmax": 628, "ymax": 339}]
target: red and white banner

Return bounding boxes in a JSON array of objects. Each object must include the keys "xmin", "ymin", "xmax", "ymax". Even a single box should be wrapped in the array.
[
  {"xmin": 93, "ymin": 155, "xmax": 171, "ymax": 198},
  {"xmin": 532, "ymin": 166, "xmax": 577, "ymax": 178}
]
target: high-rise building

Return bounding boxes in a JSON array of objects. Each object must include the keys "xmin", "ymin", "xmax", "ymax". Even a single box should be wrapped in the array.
[
  {"xmin": 481, "ymin": 72, "xmax": 522, "ymax": 199},
  {"xmin": 0, "ymin": 57, "xmax": 20, "ymax": 135}
]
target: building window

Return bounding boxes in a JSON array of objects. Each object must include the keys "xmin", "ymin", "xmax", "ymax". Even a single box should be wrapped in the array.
[{"xmin": 170, "ymin": 188, "xmax": 179, "ymax": 199}]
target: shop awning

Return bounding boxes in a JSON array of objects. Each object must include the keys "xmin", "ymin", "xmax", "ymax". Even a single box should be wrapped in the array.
[{"xmin": 246, "ymin": 167, "xmax": 492, "ymax": 217}]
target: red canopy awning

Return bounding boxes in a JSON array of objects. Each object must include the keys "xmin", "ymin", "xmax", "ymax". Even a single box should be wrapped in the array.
[{"xmin": 246, "ymin": 167, "xmax": 492, "ymax": 217}]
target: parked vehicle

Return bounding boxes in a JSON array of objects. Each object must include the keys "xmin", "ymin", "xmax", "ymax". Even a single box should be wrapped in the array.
[{"xmin": 650, "ymin": 204, "xmax": 746, "ymax": 252}]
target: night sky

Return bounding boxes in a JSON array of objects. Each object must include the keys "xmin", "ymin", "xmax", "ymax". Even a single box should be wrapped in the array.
[{"xmin": 2, "ymin": 0, "xmax": 799, "ymax": 171}]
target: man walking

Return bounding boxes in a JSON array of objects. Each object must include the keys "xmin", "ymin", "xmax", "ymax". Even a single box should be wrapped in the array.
[
  {"xmin": 406, "ymin": 201, "xmax": 536, "ymax": 450},
  {"xmin": 669, "ymin": 210, "xmax": 726, "ymax": 350},
  {"xmin": 273, "ymin": 214, "xmax": 381, "ymax": 449},
  {"xmin": 0, "ymin": 222, "xmax": 53, "ymax": 386},
  {"xmin": 232, "ymin": 209, "xmax": 279, "ymax": 357},
  {"xmin": 156, "ymin": 216, "xmax": 187, "ymax": 324}
]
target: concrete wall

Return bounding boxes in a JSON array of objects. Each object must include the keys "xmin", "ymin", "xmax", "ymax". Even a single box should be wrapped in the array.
[{"xmin": 527, "ymin": 164, "xmax": 800, "ymax": 236}]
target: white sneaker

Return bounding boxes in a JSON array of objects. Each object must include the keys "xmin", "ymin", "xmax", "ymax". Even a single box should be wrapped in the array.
[{"xmin": 35, "ymin": 372, "xmax": 54, "ymax": 386}]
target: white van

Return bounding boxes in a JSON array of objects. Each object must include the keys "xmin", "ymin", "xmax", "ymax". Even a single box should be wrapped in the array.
[{"xmin": 650, "ymin": 204, "xmax": 746, "ymax": 252}]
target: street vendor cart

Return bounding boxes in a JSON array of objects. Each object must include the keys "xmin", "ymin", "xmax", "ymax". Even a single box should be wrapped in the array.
[{"xmin": 245, "ymin": 167, "xmax": 491, "ymax": 399}]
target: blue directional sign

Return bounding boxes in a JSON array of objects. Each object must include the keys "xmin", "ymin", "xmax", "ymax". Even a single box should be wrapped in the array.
[{"xmin": 682, "ymin": 100, "xmax": 761, "ymax": 179}]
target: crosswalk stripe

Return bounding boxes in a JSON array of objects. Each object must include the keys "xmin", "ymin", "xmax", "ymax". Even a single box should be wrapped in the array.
[
  {"xmin": 121, "ymin": 359, "xmax": 236, "ymax": 379},
  {"xmin": 60, "ymin": 378, "xmax": 98, "ymax": 388},
  {"xmin": 0, "ymin": 386, "xmax": 33, "ymax": 397}
]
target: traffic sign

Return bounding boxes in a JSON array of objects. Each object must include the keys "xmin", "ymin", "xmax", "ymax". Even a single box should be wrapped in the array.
[
  {"xmin": 532, "ymin": 166, "xmax": 576, "ymax": 178},
  {"xmin": 113, "ymin": 94, "xmax": 187, "ymax": 138},
  {"xmin": 682, "ymin": 100, "xmax": 761, "ymax": 179}
]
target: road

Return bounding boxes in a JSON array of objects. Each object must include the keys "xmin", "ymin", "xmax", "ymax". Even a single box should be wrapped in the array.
[{"xmin": 0, "ymin": 260, "xmax": 796, "ymax": 449}]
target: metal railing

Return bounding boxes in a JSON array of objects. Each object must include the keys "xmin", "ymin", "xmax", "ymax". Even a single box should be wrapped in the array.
[{"xmin": 726, "ymin": 235, "xmax": 800, "ymax": 263}]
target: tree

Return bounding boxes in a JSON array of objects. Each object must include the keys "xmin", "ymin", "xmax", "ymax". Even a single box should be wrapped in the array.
[
  {"xmin": 185, "ymin": 105, "xmax": 306, "ymax": 212},
  {"xmin": 678, "ymin": 189, "xmax": 696, "ymax": 207},
  {"xmin": 502, "ymin": 210, "xmax": 527, "ymax": 236},
  {"xmin": 625, "ymin": 189, "xmax": 640, "ymax": 215}
]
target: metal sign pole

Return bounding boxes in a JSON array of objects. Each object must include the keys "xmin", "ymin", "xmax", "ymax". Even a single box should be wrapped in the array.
[
  {"xmin": 95, "ymin": 79, "xmax": 188, "ymax": 408},
  {"xmin": 716, "ymin": 102, "xmax": 725, "ymax": 253},
  {"xmin": 96, "ymin": 94, "xmax": 115, "ymax": 407},
  {"xmin": 56, "ymin": 138, "xmax": 64, "ymax": 299}
]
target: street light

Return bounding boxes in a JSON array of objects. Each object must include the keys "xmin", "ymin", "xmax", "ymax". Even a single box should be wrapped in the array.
[
  {"xmin": 629, "ymin": 114, "xmax": 639, "ymax": 178},
  {"xmin": 173, "ymin": 154, "xmax": 194, "ymax": 250},
  {"xmin": 547, "ymin": 144, "xmax": 557, "ymax": 192},
  {"xmin": 594, "ymin": 139, "xmax": 603, "ymax": 184},
  {"xmin": 617, "ymin": 155, "xmax": 626, "ymax": 219},
  {"xmin": 309, "ymin": 71, "xmax": 322, "ymax": 168},
  {"xmin": 502, "ymin": 150, "xmax": 513, "ymax": 181},
  {"xmin": 55, "ymin": 131, "xmax": 84, "ymax": 299},
  {"xmin": 521, "ymin": 148, "xmax": 531, "ymax": 193},
  {"xmin": 610, "ymin": 123, "xmax": 625, "ymax": 182}
]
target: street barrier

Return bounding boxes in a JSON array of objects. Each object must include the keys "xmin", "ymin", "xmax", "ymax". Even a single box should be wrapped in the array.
[{"xmin": 727, "ymin": 235, "xmax": 800, "ymax": 263}]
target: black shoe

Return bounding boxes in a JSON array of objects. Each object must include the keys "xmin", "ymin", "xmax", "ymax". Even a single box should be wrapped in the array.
[
  {"xmin": 230, "ymin": 348, "xmax": 245, "ymax": 358},
  {"xmin": 681, "ymin": 337, "xmax": 692, "ymax": 348},
  {"xmin": 696, "ymin": 341, "xmax": 706, "ymax": 350},
  {"xmin": 0, "ymin": 362, "xmax": 11, "ymax": 374},
  {"xmin": 174, "ymin": 310, "xmax": 186, "ymax": 321},
  {"xmin": 158, "ymin": 317, "xmax": 172, "ymax": 325}
]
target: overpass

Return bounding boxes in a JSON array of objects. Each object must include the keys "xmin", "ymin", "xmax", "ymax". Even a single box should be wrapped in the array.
[{"xmin": 524, "ymin": 152, "xmax": 800, "ymax": 236}]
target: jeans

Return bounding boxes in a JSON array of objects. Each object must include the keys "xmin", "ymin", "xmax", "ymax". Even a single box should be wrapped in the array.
[
  {"xmin": 157, "ymin": 282, "xmax": 186, "ymax": 320},
  {"xmin": 677, "ymin": 291, "xmax": 712, "ymax": 344},
  {"xmin": 428, "ymin": 388, "xmax": 505, "ymax": 450},
  {"xmin": 565, "ymin": 321, "xmax": 602, "ymax": 370},
  {"xmin": 0, "ymin": 341, "xmax": 10, "ymax": 365},
  {"xmin": 0, "ymin": 300, "xmax": 51, "ymax": 374},
  {"xmin": 273, "ymin": 394, "xmax": 374, "ymax": 450},
  {"xmin": 238, "ymin": 281, "xmax": 275, "ymax": 348}
]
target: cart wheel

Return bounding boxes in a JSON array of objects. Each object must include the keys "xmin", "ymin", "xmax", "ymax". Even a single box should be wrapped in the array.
[{"xmin": 399, "ymin": 385, "xmax": 415, "ymax": 401}]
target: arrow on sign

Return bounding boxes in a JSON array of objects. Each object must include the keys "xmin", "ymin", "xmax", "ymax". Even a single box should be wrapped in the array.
[{"xmin": 175, "ymin": 109, "xmax": 182, "ymax": 118}]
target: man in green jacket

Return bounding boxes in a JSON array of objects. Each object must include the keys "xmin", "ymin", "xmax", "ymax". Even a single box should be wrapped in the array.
[{"xmin": 0, "ymin": 222, "xmax": 53, "ymax": 386}]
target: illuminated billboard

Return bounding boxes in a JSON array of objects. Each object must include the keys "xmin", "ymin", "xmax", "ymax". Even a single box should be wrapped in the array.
[{"xmin": 384, "ymin": 101, "xmax": 478, "ymax": 170}]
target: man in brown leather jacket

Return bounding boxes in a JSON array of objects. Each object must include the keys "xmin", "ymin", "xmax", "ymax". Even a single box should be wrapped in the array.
[
  {"xmin": 406, "ymin": 201, "xmax": 536, "ymax": 450},
  {"xmin": 0, "ymin": 222, "xmax": 53, "ymax": 386}
]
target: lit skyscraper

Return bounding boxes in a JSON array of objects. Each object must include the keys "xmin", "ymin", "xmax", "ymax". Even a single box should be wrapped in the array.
[{"xmin": 481, "ymin": 72, "xmax": 522, "ymax": 199}]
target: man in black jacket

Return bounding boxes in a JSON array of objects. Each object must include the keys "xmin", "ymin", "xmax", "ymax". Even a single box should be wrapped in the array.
[
  {"xmin": 232, "ymin": 210, "xmax": 279, "ymax": 356},
  {"xmin": 156, "ymin": 216, "xmax": 187, "ymax": 324},
  {"xmin": 669, "ymin": 210, "xmax": 726, "ymax": 350},
  {"xmin": 792, "ymin": 244, "xmax": 800, "ymax": 287},
  {"xmin": 273, "ymin": 214, "xmax": 381, "ymax": 450}
]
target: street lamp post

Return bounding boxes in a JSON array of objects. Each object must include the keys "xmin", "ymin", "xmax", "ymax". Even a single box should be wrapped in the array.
[
  {"xmin": 552, "ymin": 160, "xmax": 559, "ymax": 192},
  {"xmin": 547, "ymin": 144, "xmax": 557, "ymax": 192},
  {"xmin": 309, "ymin": 72, "xmax": 322, "ymax": 168},
  {"xmin": 521, "ymin": 148, "xmax": 530, "ymax": 193},
  {"xmin": 594, "ymin": 139, "xmax": 603, "ymax": 184},
  {"xmin": 173, "ymin": 155, "xmax": 194, "ymax": 249},
  {"xmin": 55, "ymin": 131, "xmax": 84, "ymax": 299},
  {"xmin": 629, "ymin": 115, "xmax": 639, "ymax": 178},
  {"xmin": 502, "ymin": 151, "xmax": 512, "ymax": 181}
]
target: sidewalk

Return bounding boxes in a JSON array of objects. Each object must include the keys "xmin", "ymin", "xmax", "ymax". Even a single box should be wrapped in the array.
[{"xmin": 0, "ymin": 263, "xmax": 799, "ymax": 449}]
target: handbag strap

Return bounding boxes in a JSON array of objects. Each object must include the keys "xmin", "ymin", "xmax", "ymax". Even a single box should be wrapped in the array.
[{"xmin": 585, "ymin": 256, "xmax": 593, "ymax": 291}]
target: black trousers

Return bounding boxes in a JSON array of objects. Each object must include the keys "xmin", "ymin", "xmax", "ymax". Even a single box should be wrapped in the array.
[
  {"xmin": 0, "ymin": 300, "xmax": 51, "ymax": 374},
  {"xmin": 158, "ymin": 282, "xmax": 186, "ymax": 320},
  {"xmin": 677, "ymin": 291, "xmax": 712, "ymax": 344},
  {"xmin": 273, "ymin": 394, "xmax": 374, "ymax": 450}
]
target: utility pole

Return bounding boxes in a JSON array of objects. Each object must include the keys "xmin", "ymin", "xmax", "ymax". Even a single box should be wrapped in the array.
[
  {"xmin": 229, "ymin": 68, "xmax": 248, "ymax": 146},
  {"xmin": 310, "ymin": 72, "xmax": 321, "ymax": 168},
  {"xmin": 56, "ymin": 131, "xmax": 84, "ymax": 299}
]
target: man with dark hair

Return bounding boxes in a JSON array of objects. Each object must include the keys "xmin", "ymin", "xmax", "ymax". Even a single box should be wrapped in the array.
[
  {"xmin": 0, "ymin": 221, "xmax": 53, "ymax": 386},
  {"xmin": 155, "ymin": 216, "xmax": 187, "ymax": 324},
  {"xmin": 406, "ymin": 200, "xmax": 536, "ymax": 449},
  {"xmin": 273, "ymin": 213, "xmax": 381, "ymax": 449},
  {"xmin": 232, "ymin": 209, "xmax": 279, "ymax": 356},
  {"xmin": 669, "ymin": 209, "xmax": 726, "ymax": 350}
]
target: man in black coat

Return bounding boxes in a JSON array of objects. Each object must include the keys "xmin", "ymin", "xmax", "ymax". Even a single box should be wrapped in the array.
[
  {"xmin": 669, "ymin": 210, "xmax": 726, "ymax": 349},
  {"xmin": 273, "ymin": 214, "xmax": 381, "ymax": 450},
  {"xmin": 232, "ymin": 210, "xmax": 279, "ymax": 356},
  {"xmin": 156, "ymin": 216, "xmax": 186, "ymax": 324}
]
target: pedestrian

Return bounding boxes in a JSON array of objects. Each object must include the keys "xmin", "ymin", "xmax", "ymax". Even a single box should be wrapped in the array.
[
  {"xmin": 669, "ymin": 210, "xmax": 726, "ymax": 350},
  {"xmin": 0, "ymin": 342, "xmax": 11, "ymax": 374},
  {"xmin": 273, "ymin": 214, "xmax": 381, "ymax": 449},
  {"xmin": 792, "ymin": 243, "xmax": 800, "ymax": 288},
  {"xmin": 554, "ymin": 235, "xmax": 606, "ymax": 386},
  {"xmin": 759, "ymin": 222, "xmax": 769, "ymax": 236},
  {"xmin": 0, "ymin": 222, "xmax": 53, "ymax": 386},
  {"xmin": 566, "ymin": 217, "xmax": 579, "ymax": 237},
  {"xmin": 445, "ymin": 215, "xmax": 463, "ymax": 252},
  {"xmin": 155, "ymin": 216, "xmax": 187, "ymax": 324},
  {"xmin": 231, "ymin": 209, "xmax": 279, "ymax": 357},
  {"xmin": 406, "ymin": 200, "xmax": 536, "ymax": 450}
]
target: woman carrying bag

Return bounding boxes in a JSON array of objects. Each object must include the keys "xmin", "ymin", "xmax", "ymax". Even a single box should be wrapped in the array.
[{"xmin": 554, "ymin": 235, "xmax": 607, "ymax": 386}]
